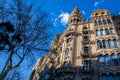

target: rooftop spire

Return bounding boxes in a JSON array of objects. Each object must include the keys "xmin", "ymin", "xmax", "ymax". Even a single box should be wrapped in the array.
[{"xmin": 71, "ymin": 6, "xmax": 81, "ymax": 15}]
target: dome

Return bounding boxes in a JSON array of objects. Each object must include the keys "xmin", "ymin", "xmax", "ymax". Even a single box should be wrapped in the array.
[{"xmin": 92, "ymin": 9, "xmax": 110, "ymax": 17}]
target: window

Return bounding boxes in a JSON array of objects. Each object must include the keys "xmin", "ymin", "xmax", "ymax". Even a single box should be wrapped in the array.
[
  {"xmin": 107, "ymin": 19, "xmax": 112, "ymax": 24},
  {"xmin": 118, "ymin": 54, "xmax": 120, "ymax": 64},
  {"xmin": 97, "ymin": 41, "xmax": 102, "ymax": 49},
  {"xmin": 99, "ymin": 55, "xmax": 106, "ymax": 66},
  {"xmin": 84, "ymin": 36, "xmax": 89, "ymax": 41},
  {"xmin": 103, "ymin": 30, "xmax": 106, "ymax": 35},
  {"xmin": 94, "ymin": 21, "xmax": 98, "ymax": 26},
  {"xmin": 45, "ymin": 74, "xmax": 51, "ymax": 80},
  {"xmin": 65, "ymin": 48, "xmax": 69, "ymax": 55},
  {"xmin": 100, "ymin": 29, "xmax": 104, "ymax": 36},
  {"xmin": 113, "ymin": 39, "xmax": 119, "ymax": 48},
  {"xmin": 98, "ymin": 20, "xmax": 102, "ymax": 25},
  {"xmin": 105, "ymin": 55, "xmax": 111, "ymax": 65},
  {"xmin": 101, "ymin": 73, "xmax": 108, "ymax": 80},
  {"xmin": 103, "ymin": 19, "xmax": 107, "ymax": 25},
  {"xmin": 105, "ymin": 29, "xmax": 110, "ymax": 35},
  {"xmin": 83, "ymin": 60, "xmax": 90, "ymax": 70},
  {"xmin": 84, "ymin": 47, "xmax": 89, "ymax": 53},
  {"xmin": 66, "ymin": 38, "xmax": 72, "ymax": 43},
  {"xmin": 109, "ymin": 28, "xmax": 114, "ymax": 34},
  {"xmin": 116, "ymin": 73, "xmax": 120, "ymax": 80},
  {"xmin": 107, "ymin": 39, "xmax": 112, "ymax": 48},
  {"xmin": 57, "ymin": 57, "xmax": 60, "ymax": 63},
  {"xmin": 102, "ymin": 40, "xmax": 107, "ymax": 48},
  {"xmin": 63, "ymin": 61, "xmax": 69, "ymax": 67},
  {"xmin": 96, "ymin": 30, "xmax": 99, "ymax": 36},
  {"xmin": 108, "ymin": 73, "xmax": 115, "ymax": 80},
  {"xmin": 111, "ymin": 54, "xmax": 118, "ymax": 65},
  {"xmin": 77, "ymin": 18, "xmax": 80, "ymax": 23}
]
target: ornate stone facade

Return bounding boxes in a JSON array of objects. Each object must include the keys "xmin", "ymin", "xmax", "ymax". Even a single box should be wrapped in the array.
[{"xmin": 29, "ymin": 7, "xmax": 120, "ymax": 80}]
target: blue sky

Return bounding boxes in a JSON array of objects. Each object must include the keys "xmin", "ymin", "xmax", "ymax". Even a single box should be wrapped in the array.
[{"xmin": 36, "ymin": 0, "xmax": 120, "ymax": 39}]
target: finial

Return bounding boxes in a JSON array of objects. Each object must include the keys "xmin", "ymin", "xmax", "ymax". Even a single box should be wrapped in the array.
[{"xmin": 71, "ymin": 6, "xmax": 80, "ymax": 15}]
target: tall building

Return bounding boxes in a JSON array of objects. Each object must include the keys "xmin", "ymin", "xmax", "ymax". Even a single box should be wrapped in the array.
[{"xmin": 29, "ymin": 7, "xmax": 120, "ymax": 80}]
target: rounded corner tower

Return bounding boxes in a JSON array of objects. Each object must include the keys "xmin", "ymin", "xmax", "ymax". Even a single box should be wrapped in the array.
[{"xmin": 68, "ymin": 7, "xmax": 82, "ymax": 25}]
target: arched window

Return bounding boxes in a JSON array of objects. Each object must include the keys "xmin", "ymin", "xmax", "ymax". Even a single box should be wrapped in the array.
[
  {"xmin": 102, "ymin": 40, "xmax": 107, "ymax": 48},
  {"xmin": 65, "ymin": 48, "xmax": 69, "ymax": 55},
  {"xmin": 118, "ymin": 53, "xmax": 120, "ymax": 64},
  {"xmin": 101, "ymin": 73, "xmax": 108, "ymax": 80},
  {"xmin": 100, "ymin": 29, "xmax": 104, "ymax": 36},
  {"xmin": 107, "ymin": 19, "xmax": 112, "ymax": 24},
  {"xmin": 83, "ymin": 60, "xmax": 90, "ymax": 70},
  {"xmin": 107, "ymin": 39, "xmax": 112, "ymax": 48},
  {"xmin": 109, "ymin": 28, "xmax": 114, "ymax": 34},
  {"xmin": 63, "ymin": 61, "xmax": 69, "ymax": 67},
  {"xmin": 113, "ymin": 39, "xmax": 119, "ymax": 48},
  {"xmin": 66, "ymin": 38, "xmax": 72, "ymax": 43},
  {"xmin": 111, "ymin": 53, "xmax": 118, "ymax": 65},
  {"xmin": 77, "ymin": 18, "xmax": 80, "ymax": 23},
  {"xmin": 96, "ymin": 30, "xmax": 101, "ymax": 36},
  {"xmin": 115, "ymin": 73, "xmax": 120, "ymax": 80},
  {"xmin": 84, "ymin": 36, "xmax": 89, "ymax": 41},
  {"xmin": 94, "ymin": 21, "xmax": 98, "ymax": 26},
  {"xmin": 105, "ymin": 55, "xmax": 111, "ymax": 65},
  {"xmin": 108, "ymin": 73, "xmax": 115, "ymax": 80},
  {"xmin": 99, "ymin": 55, "xmax": 106, "ymax": 66},
  {"xmin": 103, "ymin": 29, "xmax": 106, "ymax": 35},
  {"xmin": 97, "ymin": 41, "xmax": 102, "ymax": 49},
  {"xmin": 98, "ymin": 20, "xmax": 102, "ymax": 25},
  {"xmin": 103, "ymin": 19, "xmax": 107, "ymax": 25},
  {"xmin": 84, "ymin": 47, "xmax": 89, "ymax": 53},
  {"xmin": 105, "ymin": 28, "xmax": 110, "ymax": 35}
]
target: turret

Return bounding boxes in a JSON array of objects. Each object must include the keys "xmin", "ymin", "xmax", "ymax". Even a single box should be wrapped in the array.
[{"xmin": 68, "ymin": 7, "xmax": 82, "ymax": 25}]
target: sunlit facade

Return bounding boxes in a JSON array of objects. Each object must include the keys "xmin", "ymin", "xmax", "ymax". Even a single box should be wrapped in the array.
[{"xmin": 30, "ymin": 7, "xmax": 120, "ymax": 80}]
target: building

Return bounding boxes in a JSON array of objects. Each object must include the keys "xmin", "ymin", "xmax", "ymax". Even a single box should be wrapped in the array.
[{"xmin": 29, "ymin": 7, "xmax": 120, "ymax": 80}]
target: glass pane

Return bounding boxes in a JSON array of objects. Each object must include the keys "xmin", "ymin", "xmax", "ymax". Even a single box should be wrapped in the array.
[
  {"xmin": 106, "ymin": 55, "xmax": 111, "ymax": 65},
  {"xmin": 103, "ymin": 30, "xmax": 106, "ymax": 35},
  {"xmin": 84, "ymin": 47, "xmax": 89, "ymax": 53},
  {"xmin": 108, "ymin": 40, "xmax": 112, "ymax": 48},
  {"xmin": 112, "ymin": 54, "xmax": 118, "ymax": 65},
  {"xmin": 110, "ymin": 28, "xmax": 114, "ymax": 34},
  {"xmin": 108, "ymin": 74, "xmax": 115, "ymax": 80},
  {"xmin": 103, "ymin": 40, "xmax": 106, "ymax": 48},
  {"xmin": 115, "ymin": 73, "xmax": 120, "ymax": 80},
  {"xmin": 99, "ymin": 55, "xmax": 105, "ymax": 66},
  {"xmin": 100, "ymin": 29, "xmax": 103, "ymax": 36},
  {"xmin": 113, "ymin": 40, "xmax": 118, "ymax": 48},
  {"xmin": 101, "ymin": 74, "xmax": 108, "ymax": 80}
]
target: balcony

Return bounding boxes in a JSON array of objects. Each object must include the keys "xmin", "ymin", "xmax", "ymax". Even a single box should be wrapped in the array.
[
  {"xmin": 99, "ymin": 65, "xmax": 120, "ymax": 73},
  {"xmin": 81, "ymin": 40, "xmax": 89, "ymax": 44},
  {"xmin": 55, "ymin": 67, "xmax": 77, "ymax": 74},
  {"xmin": 81, "ymin": 51, "xmax": 91, "ymax": 57},
  {"xmin": 65, "ymin": 30, "xmax": 75, "ymax": 36},
  {"xmin": 81, "ymin": 40, "xmax": 95, "ymax": 45},
  {"xmin": 82, "ymin": 30, "xmax": 94, "ymax": 34}
]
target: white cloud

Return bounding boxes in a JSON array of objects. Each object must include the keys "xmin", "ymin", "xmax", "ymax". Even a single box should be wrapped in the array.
[
  {"xmin": 59, "ymin": 12, "xmax": 70, "ymax": 26},
  {"xmin": 81, "ymin": 10, "xmax": 86, "ymax": 14},
  {"xmin": 53, "ymin": 18, "xmax": 58, "ymax": 26},
  {"xmin": 94, "ymin": 2, "xmax": 99, "ymax": 7}
]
